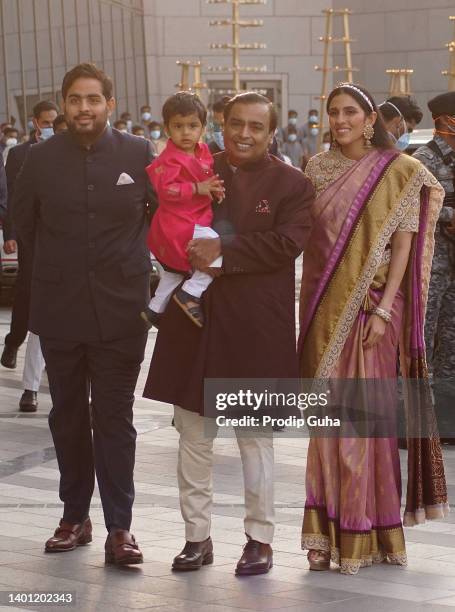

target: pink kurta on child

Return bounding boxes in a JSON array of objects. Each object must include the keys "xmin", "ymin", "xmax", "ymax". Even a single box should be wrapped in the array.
[{"xmin": 146, "ymin": 139, "xmax": 214, "ymax": 272}]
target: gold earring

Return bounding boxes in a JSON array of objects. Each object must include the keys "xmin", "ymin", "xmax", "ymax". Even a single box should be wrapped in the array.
[
  {"xmin": 330, "ymin": 136, "xmax": 339, "ymax": 150},
  {"xmin": 363, "ymin": 124, "xmax": 374, "ymax": 148}
]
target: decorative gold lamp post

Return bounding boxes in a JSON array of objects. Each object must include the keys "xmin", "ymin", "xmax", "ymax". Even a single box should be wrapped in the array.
[
  {"xmin": 207, "ymin": 0, "xmax": 267, "ymax": 95},
  {"xmin": 176, "ymin": 60, "xmax": 208, "ymax": 95},
  {"xmin": 315, "ymin": 8, "xmax": 358, "ymax": 151},
  {"xmin": 386, "ymin": 69, "xmax": 414, "ymax": 96},
  {"xmin": 442, "ymin": 16, "xmax": 455, "ymax": 91},
  {"xmin": 176, "ymin": 61, "xmax": 192, "ymax": 91}
]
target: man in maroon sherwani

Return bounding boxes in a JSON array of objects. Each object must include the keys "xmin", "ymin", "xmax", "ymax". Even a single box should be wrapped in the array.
[{"xmin": 143, "ymin": 92, "xmax": 315, "ymax": 575}]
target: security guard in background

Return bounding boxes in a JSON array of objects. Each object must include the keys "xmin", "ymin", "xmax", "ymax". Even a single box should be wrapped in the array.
[{"xmin": 413, "ymin": 92, "xmax": 455, "ymax": 441}]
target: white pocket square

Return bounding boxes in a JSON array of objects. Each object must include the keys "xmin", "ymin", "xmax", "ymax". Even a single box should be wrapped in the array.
[{"xmin": 116, "ymin": 172, "xmax": 135, "ymax": 185}]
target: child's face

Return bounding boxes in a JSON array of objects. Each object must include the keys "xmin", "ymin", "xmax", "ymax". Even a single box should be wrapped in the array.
[{"xmin": 166, "ymin": 113, "xmax": 204, "ymax": 153}]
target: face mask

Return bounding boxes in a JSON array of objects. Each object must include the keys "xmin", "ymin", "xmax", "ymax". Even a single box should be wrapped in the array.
[
  {"xmin": 142, "ymin": 112, "xmax": 152, "ymax": 122},
  {"xmin": 119, "ymin": 128, "xmax": 128, "ymax": 133},
  {"xmin": 5, "ymin": 137, "xmax": 17, "ymax": 147},
  {"xmin": 40, "ymin": 127, "xmax": 54, "ymax": 140},
  {"xmin": 309, "ymin": 114, "xmax": 318, "ymax": 123},
  {"xmin": 435, "ymin": 115, "xmax": 455, "ymax": 137},
  {"xmin": 395, "ymin": 132, "xmax": 410, "ymax": 151},
  {"xmin": 288, "ymin": 117, "xmax": 298, "ymax": 126},
  {"xmin": 150, "ymin": 130, "xmax": 161, "ymax": 140},
  {"xmin": 27, "ymin": 120, "xmax": 34, "ymax": 130},
  {"xmin": 322, "ymin": 142, "xmax": 331, "ymax": 152},
  {"xmin": 310, "ymin": 127, "xmax": 319, "ymax": 137},
  {"xmin": 213, "ymin": 131, "xmax": 225, "ymax": 150},
  {"xmin": 126, "ymin": 120, "xmax": 133, "ymax": 131},
  {"xmin": 287, "ymin": 134, "xmax": 298, "ymax": 143}
]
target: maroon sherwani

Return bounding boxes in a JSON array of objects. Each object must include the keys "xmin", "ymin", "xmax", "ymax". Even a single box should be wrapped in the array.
[{"xmin": 143, "ymin": 152, "xmax": 315, "ymax": 414}]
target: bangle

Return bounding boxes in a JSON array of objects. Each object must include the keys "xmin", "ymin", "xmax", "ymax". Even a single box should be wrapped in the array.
[
  {"xmin": 370, "ymin": 306, "xmax": 392, "ymax": 324},
  {"xmin": 195, "ymin": 182, "xmax": 199, "ymax": 195}
]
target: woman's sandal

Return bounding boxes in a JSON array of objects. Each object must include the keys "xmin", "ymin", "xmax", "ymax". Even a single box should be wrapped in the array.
[
  {"xmin": 307, "ymin": 549, "xmax": 331, "ymax": 571},
  {"xmin": 173, "ymin": 289, "xmax": 204, "ymax": 328}
]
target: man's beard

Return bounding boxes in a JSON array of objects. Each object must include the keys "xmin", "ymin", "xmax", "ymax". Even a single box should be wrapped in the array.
[{"xmin": 66, "ymin": 113, "xmax": 108, "ymax": 144}]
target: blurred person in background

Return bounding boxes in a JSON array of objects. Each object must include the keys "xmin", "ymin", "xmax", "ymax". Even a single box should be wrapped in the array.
[
  {"xmin": 149, "ymin": 121, "xmax": 167, "ymax": 156},
  {"xmin": 302, "ymin": 108, "xmax": 320, "ymax": 158},
  {"xmin": 1, "ymin": 126, "xmax": 19, "ymax": 161},
  {"xmin": 53, "ymin": 114, "xmax": 68, "ymax": 135},
  {"xmin": 413, "ymin": 92, "xmax": 455, "ymax": 443},
  {"xmin": 113, "ymin": 119, "xmax": 128, "ymax": 132},
  {"xmin": 278, "ymin": 109, "xmax": 304, "ymax": 147},
  {"xmin": 378, "ymin": 100, "xmax": 410, "ymax": 151},
  {"xmin": 140, "ymin": 104, "xmax": 153, "ymax": 136},
  {"xmin": 132, "ymin": 125, "xmax": 146, "ymax": 138},
  {"xmin": 282, "ymin": 124, "xmax": 304, "ymax": 168},
  {"xmin": 0, "ymin": 160, "xmax": 6, "ymax": 258},
  {"xmin": 322, "ymin": 130, "xmax": 331, "ymax": 151},
  {"xmin": 1, "ymin": 99, "xmax": 58, "ymax": 413},
  {"xmin": 207, "ymin": 97, "xmax": 230, "ymax": 154},
  {"xmin": 120, "ymin": 111, "xmax": 133, "ymax": 132},
  {"xmin": 387, "ymin": 95, "xmax": 423, "ymax": 133}
]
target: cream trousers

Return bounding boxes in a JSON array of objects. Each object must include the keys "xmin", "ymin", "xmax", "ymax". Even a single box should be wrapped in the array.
[{"xmin": 173, "ymin": 405, "xmax": 275, "ymax": 544}]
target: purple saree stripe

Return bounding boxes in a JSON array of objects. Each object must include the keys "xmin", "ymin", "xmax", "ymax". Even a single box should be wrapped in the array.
[{"xmin": 300, "ymin": 150, "xmax": 398, "ymax": 342}]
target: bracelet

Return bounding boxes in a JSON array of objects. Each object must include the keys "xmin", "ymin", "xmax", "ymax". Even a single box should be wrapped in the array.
[
  {"xmin": 195, "ymin": 182, "xmax": 200, "ymax": 195},
  {"xmin": 370, "ymin": 306, "xmax": 392, "ymax": 324}
]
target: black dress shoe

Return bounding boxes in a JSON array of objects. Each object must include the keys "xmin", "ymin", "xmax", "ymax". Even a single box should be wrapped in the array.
[
  {"xmin": 236, "ymin": 538, "xmax": 273, "ymax": 576},
  {"xmin": 19, "ymin": 390, "xmax": 38, "ymax": 413},
  {"xmin": 172, "ymin": 537, "xmax": 213, "ymax": 571},
  {"xmin": 1, "ymin": 344, "xmax": 18, "ymax": 369}
]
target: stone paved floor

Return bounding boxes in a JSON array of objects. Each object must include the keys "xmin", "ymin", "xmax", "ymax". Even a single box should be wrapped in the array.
[{"xmin": 1, "ymin": 304, "xmax": 455, "ymax": 612}]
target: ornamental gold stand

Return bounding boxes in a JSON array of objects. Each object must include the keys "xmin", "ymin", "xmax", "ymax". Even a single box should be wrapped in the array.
[
  {"xmin": 176, "ymin": 60, "xmax": 208, "ymax": 96},
  {"xmin": 442, "ymin": 16, "xmax": 455, "ymax": 91},
  {"xmin": 315, "ymin": 8, "xmax": 358, "ymax": 152},
  {"xmin": 207, "ymin": 0, "xmax": 267, "ymax": 95},
  {"xmin": 386, "ymin": 69, "xmax": 414, "ymax": 96}
]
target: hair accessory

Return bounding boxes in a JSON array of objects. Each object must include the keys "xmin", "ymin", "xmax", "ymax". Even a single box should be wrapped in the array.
[
  {"xmin": 370, "ymin": 306, "xmax": 392, "ymax": 324},
  {"xmin": 378, "ymin": 100, "xmax": 403, "ymax": 118},
  {"xmin": 363, "ymin": 123, "xmax": 375, "ymax": 148},
  {"xmin": 337, "ymin": 83, "xmax": 374, "ymax": 112}
]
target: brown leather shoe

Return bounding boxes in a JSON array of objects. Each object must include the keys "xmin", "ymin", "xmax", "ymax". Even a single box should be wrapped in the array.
[
  {"xmin": 45, "ymin": 518, "xmax": 92, "ymax": 553},
  {"xmin": 172, "ymin": 537, "xmax": 213, "ymax": 571},
  {"xmin": 235, "ymin": 538, "xmax": 273, "ymax": 575},
  {"xmin": 105, "ymin": 529, "xmax": 143, "ymax": 565}
]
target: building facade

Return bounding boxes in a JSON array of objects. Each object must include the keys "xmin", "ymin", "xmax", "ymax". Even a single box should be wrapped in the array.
[{"xmin": 0, "ymin": 0, "xmax": 453, "ymax": 130}]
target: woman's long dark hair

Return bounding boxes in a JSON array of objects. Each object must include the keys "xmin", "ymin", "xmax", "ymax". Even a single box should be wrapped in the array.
[{"xmin": 326, "ymin": 83, "xmax": 394, "ymax": 150}]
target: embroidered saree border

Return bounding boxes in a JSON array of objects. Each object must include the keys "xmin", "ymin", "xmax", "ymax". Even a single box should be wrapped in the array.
[{"xmin": 302, "ymin": 506, "xmax": 407, "ymax": 573}]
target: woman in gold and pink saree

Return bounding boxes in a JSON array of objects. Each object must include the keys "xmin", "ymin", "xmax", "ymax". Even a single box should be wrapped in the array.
[{"xmin": 299, "ymin": 84, "xmax": 448, "ymax": 575}]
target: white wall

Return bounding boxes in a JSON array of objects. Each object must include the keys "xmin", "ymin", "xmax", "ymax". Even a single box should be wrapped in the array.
[{"xmin": 142, "ymin": 0, "xmax": 334, "ymax": 125}]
